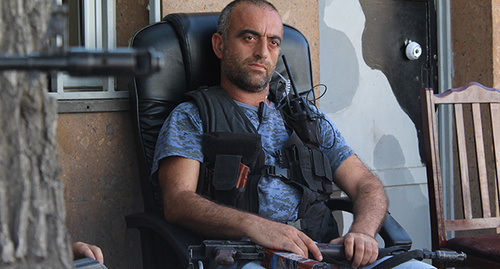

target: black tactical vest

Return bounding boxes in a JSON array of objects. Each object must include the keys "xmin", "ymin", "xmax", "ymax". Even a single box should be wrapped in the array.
[{"xmin": 188, "ymin": 86, "xmax": 339, "ymax": 242}]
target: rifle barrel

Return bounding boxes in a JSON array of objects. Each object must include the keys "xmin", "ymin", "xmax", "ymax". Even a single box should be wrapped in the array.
[{"xmin": 0, "ymin": 48, "xmax": 162, "ymax": 76}]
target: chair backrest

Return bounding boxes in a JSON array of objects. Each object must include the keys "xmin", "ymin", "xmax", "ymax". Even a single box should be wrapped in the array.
[
  {"xmin": 421, "ymin": 82, "xmax": 500, "ymax": 250},
  {"xmin": 129, "ymin": 13, "xmax": 314, "ymax": 212}
]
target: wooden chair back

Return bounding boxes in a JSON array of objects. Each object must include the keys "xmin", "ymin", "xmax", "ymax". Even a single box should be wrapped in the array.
[{"xmin": 422, "ymin": 82, "xmax": 500, "ymax": 252}]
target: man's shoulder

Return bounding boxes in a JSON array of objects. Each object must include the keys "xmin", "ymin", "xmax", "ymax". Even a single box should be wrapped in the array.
[
  {"xmin": 172, "ymin": 100, "xmax": 199, "ymax": 114},
  {"xmin": 166, "ymin": 101, "xmax": 202, "ymax": 127},
  {"xmin": 187, "ymin": 86, "xmax": 228, "ymax": 104}
]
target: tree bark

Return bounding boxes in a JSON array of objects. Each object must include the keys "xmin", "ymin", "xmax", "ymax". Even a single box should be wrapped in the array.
[{"xmin": 0, "ymin": 0, "xmax": 72, "ymax": 268}]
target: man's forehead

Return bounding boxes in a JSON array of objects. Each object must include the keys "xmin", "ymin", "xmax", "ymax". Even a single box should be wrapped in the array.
[{"xmin": 229, "ymin": 3, "xmax": 283, "ymax": 37}]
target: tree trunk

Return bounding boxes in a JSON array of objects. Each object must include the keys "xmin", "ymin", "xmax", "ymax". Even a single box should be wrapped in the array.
[{"xmin": 0, "ymin": 0, "xmax": 72, "ymax": 268}]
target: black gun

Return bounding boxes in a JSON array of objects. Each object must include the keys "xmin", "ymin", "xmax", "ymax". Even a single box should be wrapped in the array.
[
  {"xmin": 0, "ymin": 47, "xmax": 162, "ymax": 77},
  {"xmin": 316, "ymin": 243, "xmax": 467, "ymax": 265},
  {"xmin": 188, "ymin": 240, "xmax": 333, "ymax": 269},
  {"xmin": 0, "ymin": 4, "xmax": 162, "ymax": 77},
  {"xmin": 189, "ymin": 240, "xmax": 264, "ymax": 267},
  {"xmin": 189, "ymin": 240, "xmax": 467, "ymax": 269}
]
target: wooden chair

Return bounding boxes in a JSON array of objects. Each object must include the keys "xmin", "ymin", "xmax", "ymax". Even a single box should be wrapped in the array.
[{"xmin": 421, "ymin": 82, "xmax": 500, "ymax": 267}]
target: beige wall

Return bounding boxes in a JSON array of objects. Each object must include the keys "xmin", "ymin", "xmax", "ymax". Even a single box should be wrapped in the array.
[
  {"xmin": 450, "ymin": 1, "xmax": 494, "ymax": 88},
  {"xmin": 493, "ymin": 0, "xmax": 500, "ymax": 87},
  {"xmin": 161, "ymin": 0, "xmax": 320, "ymax": 86},
  {"xmin": 116, "ymin": 0, "xmax": 150, "ymax": 47},
  {"xmin": 58, "ymin": 112, "xmax": 143, "ymax": 268}
]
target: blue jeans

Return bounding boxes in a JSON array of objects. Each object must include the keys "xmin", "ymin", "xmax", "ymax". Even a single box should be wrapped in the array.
[{"xmin": 217, "ymin": 256, "xmax": 436, "ymax": 269}]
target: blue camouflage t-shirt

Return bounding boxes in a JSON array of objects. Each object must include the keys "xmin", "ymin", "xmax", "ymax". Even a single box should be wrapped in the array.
[{"xmin": 151, "ymin": 94, "xmax": 354, "ymax": 222}]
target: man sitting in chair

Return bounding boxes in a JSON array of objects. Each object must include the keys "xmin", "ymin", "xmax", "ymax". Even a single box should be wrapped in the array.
[{"xmin": 151, "ymin": 0, "xmax": 433, "ymax": 268}]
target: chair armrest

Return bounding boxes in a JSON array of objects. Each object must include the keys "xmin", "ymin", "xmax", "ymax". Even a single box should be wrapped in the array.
[
  {"xmin": 378, "ymin": 212, "xmax": 412, "ymax": 250},
  {"xmin": 326, "ymin": 197, "xmax": 412, "ymax": 250},
  {"xmin": 125, "ymin": 212, "xmax": 202, "ymax": 262}
]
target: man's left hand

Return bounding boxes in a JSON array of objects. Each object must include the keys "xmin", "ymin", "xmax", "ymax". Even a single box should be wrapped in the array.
[
  {"xmin": 330, "ymin": 232, "xmax": 378, "ymax": 268},
  {"xmin": 72, "ymin": 241, "xmax": 104, "ymax": 264}
]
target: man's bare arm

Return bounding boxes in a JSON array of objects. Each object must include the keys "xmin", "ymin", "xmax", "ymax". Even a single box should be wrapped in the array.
[
  {"xmin": 330, "ymin": 154, "xmax": 388, "ymax": 268},
  {"xmin": 334, "ymin": 155, "xmax": 388, "ymax": 236},
  {"xmin": 158, "ymin": 156, "xmax": 323, "ymax": 261}
]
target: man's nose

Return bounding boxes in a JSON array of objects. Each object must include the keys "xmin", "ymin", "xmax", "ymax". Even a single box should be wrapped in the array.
[{"xmin": 254, "ymin": 39, "xmax": 269, "ymax": 59}]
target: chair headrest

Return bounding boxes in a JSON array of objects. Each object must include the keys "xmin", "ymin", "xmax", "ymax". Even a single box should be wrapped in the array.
[{"xmin": 163, "ymin": 13, "xmax": 221, "ymax": 92}]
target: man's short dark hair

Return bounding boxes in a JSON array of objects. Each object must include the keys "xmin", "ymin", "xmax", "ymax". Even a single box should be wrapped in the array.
[{"xmin": 217, "ymin": 0, "xmax": 279, "ymax": 41}]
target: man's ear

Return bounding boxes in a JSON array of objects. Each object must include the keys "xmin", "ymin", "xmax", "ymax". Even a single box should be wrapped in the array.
[{"xmin": 212, "ymin": 33, "xmax": 224, "ymax": 59}]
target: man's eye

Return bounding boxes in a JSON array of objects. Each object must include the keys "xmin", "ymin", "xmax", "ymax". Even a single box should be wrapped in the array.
[
  {"xmin": 271, "ymin": 40, "xmax": 280, "ymax": 46},
  {"xmin": 245, "ymin": 35, "xmax": 255, "ymax": 41}
]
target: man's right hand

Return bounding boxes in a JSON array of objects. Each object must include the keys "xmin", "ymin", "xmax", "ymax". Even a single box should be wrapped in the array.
[{"xmin": 243, "ymin": 216, "xmax": 323, "ymax": 262}]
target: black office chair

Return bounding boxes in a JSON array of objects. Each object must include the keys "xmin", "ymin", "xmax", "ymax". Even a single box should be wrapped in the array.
[{"xmin": 126, "ymin": 12, "xmax": 412, "ymax": 268}]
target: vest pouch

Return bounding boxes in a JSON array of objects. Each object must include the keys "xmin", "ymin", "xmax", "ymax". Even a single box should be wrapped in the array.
[
  {"xmin": 310, "ymin": 148, "xmax": 334, "ymax": 195},
  {"xmin": 285, "ymin": 144, "xmax": 333, "ymax": 195},
  {"xmin": 212, "ymin": 154, "xmax": 241, "ymax": 191},
  {"xmin": 297, "ymin": 187, "xmax": 339, "ymax": 243},
  {"xmin": 203, "ymin": 132, "xmax": 261, "ymax": 169},
  {"xmin": 285, "ymin": 144, "xmax": 316, "ymax": 190},
  {"xmin": 210, "ymin": 154, "xmax": 247, "ymax": 208},
  {"xmin": 200, "ymin": 132, "xmax": 262, "ymax": 210}
]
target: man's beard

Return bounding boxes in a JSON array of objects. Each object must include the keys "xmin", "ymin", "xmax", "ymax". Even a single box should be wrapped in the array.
[{"xmin": 221, "ymin": 54, "xmax": 274, "ymax": 93}]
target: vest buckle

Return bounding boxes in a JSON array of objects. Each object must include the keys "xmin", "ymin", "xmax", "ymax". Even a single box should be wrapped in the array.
[
  {"xmin": 266, "ymin": 165, "xmax": 290, "ymax": 180},
  {"xmin": 286, "ymin": 218, "xmax": 304, "ymax": 230}
]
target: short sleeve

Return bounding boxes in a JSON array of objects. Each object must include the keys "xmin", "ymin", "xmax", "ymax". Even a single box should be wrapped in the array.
[
  {"xmin": 150, "ymin": 102, "xmax": 204, "ymax": 186},
  {"xmin": 316, "ymin": 109, "xmax": 355, "ymax": 174}
]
